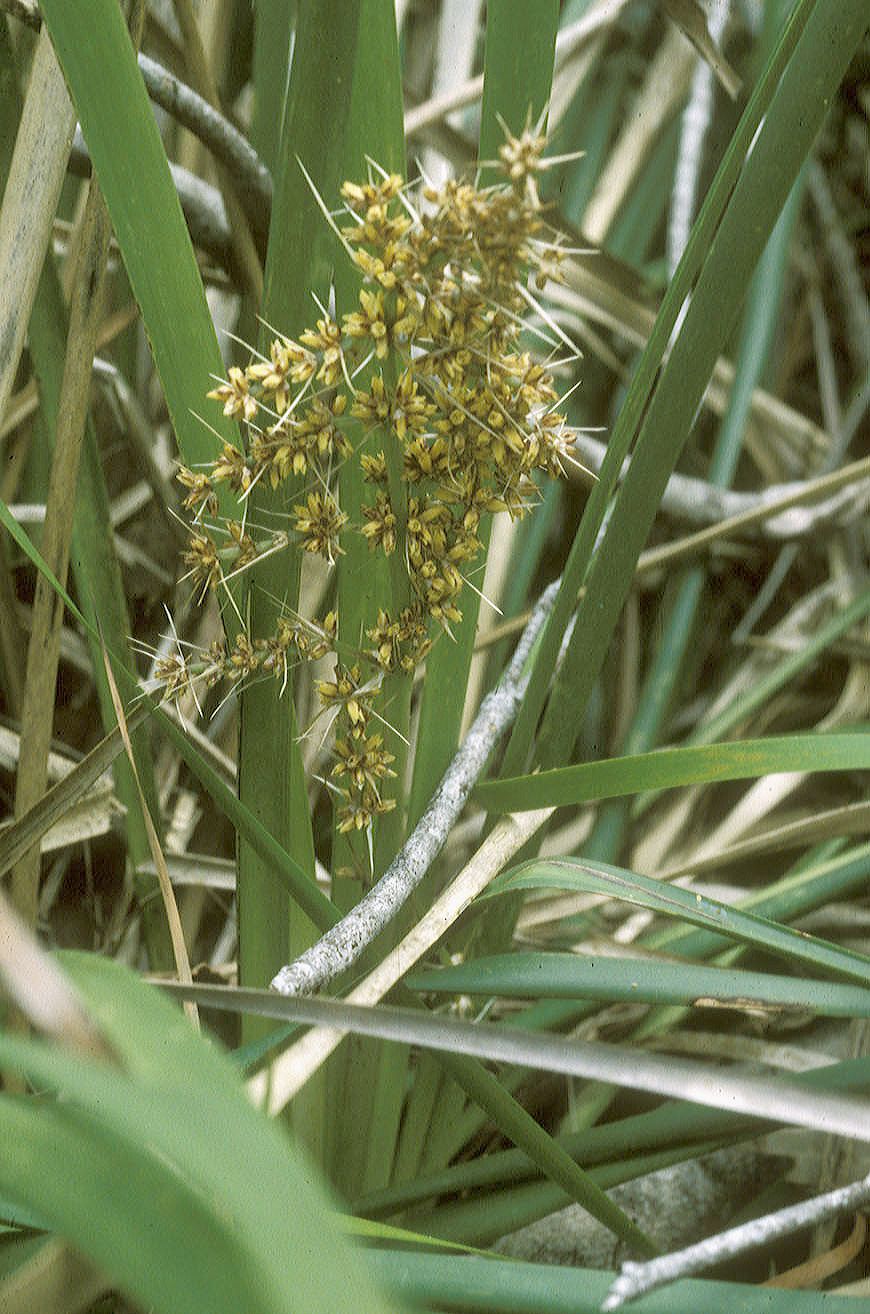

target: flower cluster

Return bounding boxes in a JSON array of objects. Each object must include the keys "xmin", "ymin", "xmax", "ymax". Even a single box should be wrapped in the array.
[{"xmin": 163, "ymin": 128, "xmax": 576, "ymax": 837}]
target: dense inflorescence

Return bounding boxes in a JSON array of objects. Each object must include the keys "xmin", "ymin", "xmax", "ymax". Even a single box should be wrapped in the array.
[{"xmin": 160, "ymin": 128, "xmax": 577, "ymax": 837}]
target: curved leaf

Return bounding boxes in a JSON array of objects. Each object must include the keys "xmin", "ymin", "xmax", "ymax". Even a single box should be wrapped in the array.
[{"xmin": 483, "ymin": 855, "xmax": 870, "ymax": 986}]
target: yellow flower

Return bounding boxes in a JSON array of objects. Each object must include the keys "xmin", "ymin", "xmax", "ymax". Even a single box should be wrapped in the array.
[
  {"xmin": 246, "ymin": 336, "xmax": 310, "ymax": 414},
  {"xmin": 211, "ymin": 443, "xmax": 254, "ymax": 495},
  {"xmin": 228, "ymin": 632, "xmax": 260, "ymax": 680},
  {"xmin": 176, "ymin": 465, "xmax": 217, "ymax": 516},
  {"xmin": 337, "ymin": 786, "xmax": 396, "ymax": 835},
  {"xmin": 292, "ymin": 492, "xmax": 347, "ymax": 562},
  {"xmin": 299, "ymin": 318, "xmax": 344, "ymax": 386},
  {"xmin": 331, "ymin": 734, "xmax": 396, "ymax": 793},
  {"xmin": 361, "ymin": 492, "xmax": 397, "ymax": 555},
  {"xmin": 179, "ymin": 131, "xmax": 578, "ymax": 844},
  {"xmin": 182, "ymin": 530, "xmax": 221, "ymax": 595},
  {"xmin": 207, "ymin": 366, "xmax": 258, "ymax": 422},
  {"xmin": 351, "ymin": 374, "xmax": 391, "ymax": 429},
  {"xmin": 360, "ymin": 451, "xmax": 388, "ymax": 484},
  {"xmin": 342, "ymin": 288, "xmax": 390, "ymax": 359},
  {"xmin": 317, "ymin": 663, "xmax": 377, "ymax": 738}
]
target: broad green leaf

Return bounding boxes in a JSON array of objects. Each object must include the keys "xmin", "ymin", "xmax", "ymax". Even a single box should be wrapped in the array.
[
  {"xmin": 0, "ymin": 954, "xmax": 405, "ymax": 1314},
  {"xmin": 0, "ymin": 1094, "xmax": 271, "ymax": 1314}
]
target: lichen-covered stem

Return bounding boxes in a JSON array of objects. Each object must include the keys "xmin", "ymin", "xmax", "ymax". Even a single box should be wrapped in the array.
[{"xmin": 271, "ymin": 577, "xmax": 560, "ymax": 995}]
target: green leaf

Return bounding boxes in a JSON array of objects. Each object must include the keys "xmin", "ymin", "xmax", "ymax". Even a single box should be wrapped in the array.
[
  {"xmin": 368, "ymin": 1248, "xmax": 842, "ymax": 1314},
  {"xmin": 500, "ymin": 0, "xmax": 865, "ymax": 779},
  {"xmin": 533, "ymin": 0, "xmax": 868, "ymax": 771},
  {"xmin": 241, "ymin": 0, "xmax": 409, "ymax": 1184},
  {"xmin": 409, "ymin": 0, "xmax": 560, "ymax": 826},
  {"xmin": 353, "ymin": 1057, "xmax": 870, "ymax": 1224},
  {"xmin": 410, "ymin": 952, "xmax": 870, "ymax": 1016},
  {"xmin": 161, "ymin": 981, "xmax": 870, "ymax": 1144},
  {"xmin": 0, "ymin": 954, "xmax": 406, "ymax": 1314},
  {"xmin": 38, "ymin": 0, "xmax": 242, "ymax": 476},
  {"xmin": 477, "ymin": 732, "xmax": 870, "ymax": 812},
  {"xmin": 482, "ymin": 856, "xmax": 870, "ymax": 986}
]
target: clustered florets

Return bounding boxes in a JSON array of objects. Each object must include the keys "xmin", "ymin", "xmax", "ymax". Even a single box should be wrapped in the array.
[{"xmin": 162, "ymin": 128, "xmax": 576, "ymax": 837}]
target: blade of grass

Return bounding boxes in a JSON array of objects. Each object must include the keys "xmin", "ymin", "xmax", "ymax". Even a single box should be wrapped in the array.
[
  {"xmin": 162, "ymin": 982, "xmax": 870, "ymax": 1144},
  {"xmin": 369, "ymin": 1247, "xmax": 839, "ymax": 1312},
  {"xmin": 0, "ymin": 487, "xmax": 657, "ymax": 1253},
  {"xmin": 37, "ymin": 0, "xmax": 243, "ymax": 481},
  {"xmin": 585, "ymin": 106, "xmax": 804, "ymax": 864},
  {"xmin": 458, "ymin": 837, "xmax": 870, "ymax": 1171},
  {"xmin": 169, "ymin": 0, "xmax": 263, "ymax": 301},
  {"xmin": 683, "ymin": 592, "xmax": 870, "ymax": 751},
  {"xmin": 400, "ymin": 0, "xmax": 560, "ymax": 1194},
  {"xmin": 99, "ymin": 644, "xmax": 197, "ymax": 1025},
  {"xmin": 532, "ymin": 0, "xmax": 868, "ymax": 774},
  {"xmin": 321, "ymin": 1, "xmax": 408, "ymax": 1195},
  {"xmin": 0, "ymin": 18, "xmax": 172, "ymax": 964},
  {"xmin": 11, "ymin": 171, "xmax": 115, "ymax": 931},
  {"xmin": 408, "ymin": 0, "xmax": 560, "ymax": 828},
  {"xmin": 410, "ymin": 952, "xmax": 870, "ymax": 1016},
  {"xmin": 482, "ymin": 854, "xmax": 870, "ymax": 987},
  {"xmin": 353, "ymin": 1057, "xmax": 870, "ymax": 1222},
  {"xmin": 644, "ymin": 841, "xmax": 870, "ymax": 966},
  {"xmin": 497, "ymin": 0, "xmax": 845, "ymax": 782},
  {"xmin": 243, "ymin": 0, "xmax": 409, "ymax": 1179},
  {"xmin": 474, "ymin": 840, "xmax": 870, "ymax": 1109},
  {"xmin": 477, "ymin": 729, "xmax": 870, "ymax": 813},
  {"xmin": 0, "ymin": 488, "xmax": 340, "ymax": 935},
  {"xmin": 243, "ymin": 976, "xmax": 664, "ymax": 1260},
  {"xmin": 0, "ymin": 24, "xmax": 75, "ymax": 427},
  {"xmin": 254, "ymin": 808, "xmax": 655, "ymax": 1256},
  {"xmin": 250, "ymin": 1, "xmax": 293, "ymax": 174},
  {"xmin": 403, "ymin": 1142, "xmax": 735, "ymax": 1247}
]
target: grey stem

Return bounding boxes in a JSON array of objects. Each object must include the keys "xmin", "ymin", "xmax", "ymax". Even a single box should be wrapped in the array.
[
  {"xmin": 603, "ymin": 1169, "xmax": 870, "ymax": 1309},
  {"xmin": 271, "ymin": 579, "xmax": 561, "ymax": 997}
]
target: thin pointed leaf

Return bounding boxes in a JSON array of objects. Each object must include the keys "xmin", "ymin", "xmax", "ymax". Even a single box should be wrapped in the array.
[
  {"xmin": 38, "ymin": 0, "xmax": 242, "ymax": 476},
  {"xmin": 410, "ymin": 952, "xmax": 870, "ymax": 1016},
  {"xmin": 161, "ymin": 981, "xmax": 870, "ymax": 1143},
  {"xmin": 483, "ymin": 856, "xmax": 870, "ymax": 986},
  {"xmin": 478, "ymin": 732, "xmax": 870, "ymax": 812}
]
